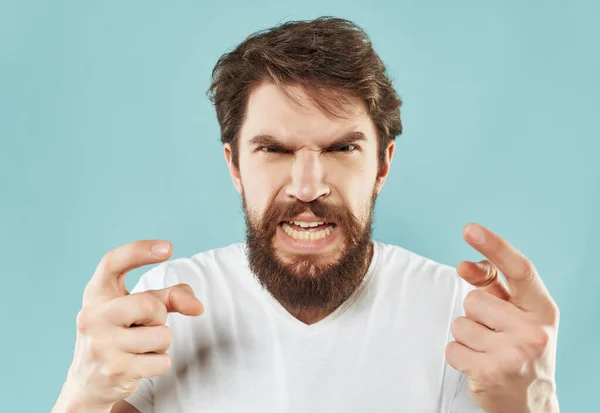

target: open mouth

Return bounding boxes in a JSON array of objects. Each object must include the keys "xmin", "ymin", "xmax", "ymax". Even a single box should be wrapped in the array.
[{"xmin": 279, "ymin": 220, "xmax": 337, "ymax": 241}]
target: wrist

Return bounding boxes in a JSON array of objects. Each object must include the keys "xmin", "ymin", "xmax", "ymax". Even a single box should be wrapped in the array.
[{"xmin": 53, "ymin": 381, "xmax": 113, "ymax": 413}]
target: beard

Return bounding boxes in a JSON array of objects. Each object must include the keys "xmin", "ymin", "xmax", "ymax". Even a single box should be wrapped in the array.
[{"xmin": 243, "ymin": 190, "xmax": 376, "ymax": 313}]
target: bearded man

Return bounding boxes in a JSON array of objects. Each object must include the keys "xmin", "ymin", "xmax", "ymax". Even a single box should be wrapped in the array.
[{"xmin": 53, "ymin": 16, "xmax": 560, "ymax": 413}]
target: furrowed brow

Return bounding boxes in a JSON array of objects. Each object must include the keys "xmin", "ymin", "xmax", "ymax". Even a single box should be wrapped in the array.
[
  {"xmin": 327, "ymin": 131, "xmax": 367, "ymax": 148},
  {"xmin": 248, "ymin": 131, "xmax": 367, "ymax": 149},
  {"xmin": 249, "ymin": 134, "xmax": 287, "ymax": 149}
]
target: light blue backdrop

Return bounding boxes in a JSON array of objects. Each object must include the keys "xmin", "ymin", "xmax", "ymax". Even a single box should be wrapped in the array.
[{"xmin": 1, "ymin": 0, "xmax": 598, "ymax": 411}]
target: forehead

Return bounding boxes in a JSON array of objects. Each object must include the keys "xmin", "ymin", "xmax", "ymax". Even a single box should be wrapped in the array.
[{"xmin": 239, "ymin": 82, "xmax": 376, "ymax": 146}]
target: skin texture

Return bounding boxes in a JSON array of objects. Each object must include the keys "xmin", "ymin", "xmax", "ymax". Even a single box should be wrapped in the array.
[
  {"xmin": 224, "ymin": 82, "xmax": 395, "ymax": 324},
  {"xmin": 447, "ymin": 223, "xmax": 560, "ymax": 412},
  {"xmin": 51, "ymin": 241, "xmax": 204, "ymax": 413}
]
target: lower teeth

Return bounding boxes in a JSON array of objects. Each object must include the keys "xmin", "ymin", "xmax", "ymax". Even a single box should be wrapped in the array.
[{"xmin": 281, "ymin": 223, "xmax": 334, "ymax": 240}]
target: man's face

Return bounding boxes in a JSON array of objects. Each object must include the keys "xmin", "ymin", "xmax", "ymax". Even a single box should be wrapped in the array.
[{"xmin": 225, "ymin": 82, "xmax": 394, "ymax": 311}]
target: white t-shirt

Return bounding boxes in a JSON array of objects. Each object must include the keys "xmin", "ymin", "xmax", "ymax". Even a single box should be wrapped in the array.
[{"xmin": 125, "ymin": 241, "xmax": 483, "ymax": 413}]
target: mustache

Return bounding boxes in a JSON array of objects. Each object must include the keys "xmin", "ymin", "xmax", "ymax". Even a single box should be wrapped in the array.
[{"xmin": 264, "ymin": 200, "xmax": 341, "ymax": 224}]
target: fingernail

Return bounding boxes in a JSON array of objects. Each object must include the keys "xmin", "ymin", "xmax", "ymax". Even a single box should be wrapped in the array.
[
  {"xmin": 152, "ymin": 242, "xmax": 170, "ymax": 256},
  {"xmin": 467, "ymin": 224, "xmax": 485, "ymax": 244}
]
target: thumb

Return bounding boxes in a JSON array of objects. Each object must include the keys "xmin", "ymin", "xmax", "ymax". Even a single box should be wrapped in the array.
[
  {"xmin": 456, "ymin": 260, "xmax": 511, "ymax": 301},
  {"xmin": 149, "ymin": 283, "xmax": 204, "ymax": 316}
]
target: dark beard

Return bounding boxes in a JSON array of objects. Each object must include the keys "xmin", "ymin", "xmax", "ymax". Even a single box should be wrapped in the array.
[{"xmin": 243, "ymin": 193, "xmax": 376, "ymax": 313}]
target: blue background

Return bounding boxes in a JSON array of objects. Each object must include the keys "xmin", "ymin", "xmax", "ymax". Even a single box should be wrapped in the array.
[{"xmin": 1, "ymin": 0, "xmax": 598, "ymax": 411}]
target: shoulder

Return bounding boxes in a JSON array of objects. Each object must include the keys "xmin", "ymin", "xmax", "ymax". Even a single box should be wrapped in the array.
[
  {"xmin": 373, "ymin": 240, "xmax": 474, "ymax": 304},
  {"xmin": 375, "ymin": 240, "xmax": 458, "ymax": 280}
]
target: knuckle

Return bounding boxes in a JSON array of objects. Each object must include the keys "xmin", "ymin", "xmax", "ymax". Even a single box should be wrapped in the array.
[
  {"xmin": 158, "ymin": 354, "xmax": 172, "ymax": 373},
  {"xmin": 100, "ymin": 361, "xmax": 126, "ymax": 380},
  {"xmin": 522, "ymin": 261, "xmax": 537, "ymax": 282},
  {"xmin": 97, "ymin": 251, "xmax": 116, "ymax": 274},
  {"xmin": 478, "ymin": 364, "xmax": 503, "ymax": 384},
  {"xmin": 505, "ymin": 349, "xmax": 528, "ymax": 375},
  {"xmin": 444, "ymin": 342, "xmax": 452, "ymax": 359},
  {"xmin": 136, "ymin": 294, "xmax": 161, "ymax": 318},
  {"xmin": 164, "ymin": 354, "xmax": 172, "ymax": 370},
  {"xmin": 485, "ymin": 265, "xmax": 498, "ymax": 284},
  {"xmin": 547, "ymin": 300, "xmax": 560, "ymax": 325},
  {"xmin": 76, "ymin": 309, "xmax": 92, "ymax": 333},
  {"xmin": 464, "ymin": 289, "xmax": 481, "ymax": 309},
  {"xmin": 450, "ymin": 321, "xmax": 459, "ymax": 338},
  {"xmin": 155, "ymin": 301, "xmax": 168, "ymax": 323},
  {"xmin": 479, "ymin": 262, "xmax": 498, "ymax": 287},
  {"xmin": 88, "ymin": 339, "xmax": 106, "ymax": 362},
  {"xmin": 177, "ymin": 283, "xmax": 194, "ymax": 294},
  {"xmin": 529, "ymin": 328, "xmax": 551, "ymax": 352},
  {"xmin": 158, "ymin": 325, "xmax": 173, "ymax": 349},
  {"xmin": 516, "ymin": 326, "xmax": 550, "ymax": 358},
  {"xmin": 450, "ymin": 317, "xmax": 466, "ymax": 338}
]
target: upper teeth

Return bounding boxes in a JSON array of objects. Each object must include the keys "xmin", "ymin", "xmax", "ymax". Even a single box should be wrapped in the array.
[{"xmin": 290, "ymin": 221, "xmax": 325, "ymax": 228}]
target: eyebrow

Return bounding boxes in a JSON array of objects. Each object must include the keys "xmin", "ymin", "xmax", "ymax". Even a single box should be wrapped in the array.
[{"xmin": 248, "ymin": 131, "xmax": 367, "ymax": 149}]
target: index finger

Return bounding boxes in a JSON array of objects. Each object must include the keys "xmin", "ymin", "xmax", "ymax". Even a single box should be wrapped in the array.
[
  {"xmin": 462, "ymin": 223, "xmax": 550, "ymax": 312},
  {"xmin": 84, "ymin": 240, "xmax": 173, "ymax": 304}
]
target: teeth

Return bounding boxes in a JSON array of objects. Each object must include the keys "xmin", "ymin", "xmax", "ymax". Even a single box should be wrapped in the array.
[
  {"xmin": 292, "ymin": 220, "xmax": 325, "ymax": 228},
  {"xmin": 281, "ymin": 222, "xmax": 333, "ymax": 240}
]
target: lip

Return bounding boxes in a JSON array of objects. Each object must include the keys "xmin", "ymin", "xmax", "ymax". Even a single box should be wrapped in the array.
[{"xmin": 275, "ymin": 222, "xmax": 339, "ymax": 253}]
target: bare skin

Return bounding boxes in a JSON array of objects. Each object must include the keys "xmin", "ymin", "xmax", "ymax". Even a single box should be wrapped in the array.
[
  {"xmin": 447, "ymin": 223, "xmax": 560, "ymax": 413},
  {"xmin": 51, "ymin": 241, "xmax": 204, "ymax": 413}
]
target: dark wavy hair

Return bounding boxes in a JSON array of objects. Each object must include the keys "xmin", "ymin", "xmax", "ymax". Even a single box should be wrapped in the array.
[{"xmin": 207, "ymin": 16, "xmax": 403, "ymax": 168}]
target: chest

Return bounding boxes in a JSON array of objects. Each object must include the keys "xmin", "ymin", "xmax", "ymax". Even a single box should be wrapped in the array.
[{"xmin": 153, "ymin": 310, "xmax": 453, "ymax": 413}]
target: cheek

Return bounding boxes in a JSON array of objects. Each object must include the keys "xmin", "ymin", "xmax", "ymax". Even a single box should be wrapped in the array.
[
  {"xmin": 240, "ymin": 162, "xmax": 287, "ymax": 212},
  {"xmin": 329, "ymin": 163, "xmax": 377, "ymax": 208},
  {"xmin": 350, "ymin": 182, "xmax": 377, "ymax": 219}
]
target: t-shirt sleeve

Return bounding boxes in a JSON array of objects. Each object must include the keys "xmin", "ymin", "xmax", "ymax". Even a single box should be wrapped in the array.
[
  {"xmin": 450, "ymin": 373, "xmax": 484, "ymax": 413},
  {"xmin": 122, "ymin": 263, "xmax": 168, "ymax": 413}
]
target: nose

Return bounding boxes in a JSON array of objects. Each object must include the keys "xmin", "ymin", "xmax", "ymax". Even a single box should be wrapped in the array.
[{"xmin": 285, "ymin": 149, "xmax": 330, "ymax": 203}]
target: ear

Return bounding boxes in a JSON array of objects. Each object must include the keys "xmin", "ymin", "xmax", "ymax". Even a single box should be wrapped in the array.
[
  {"xmin": 374, "ymin": 140, "xmax": 395, "ymax": 195},
  {"xmin": 224, "ymin": 143, "xmax": 243, "ymax": 194}
]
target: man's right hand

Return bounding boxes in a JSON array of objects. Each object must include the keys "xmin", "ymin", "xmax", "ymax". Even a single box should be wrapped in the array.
[{"xmin": 54, "ymin": 240, "xmax": 204, "ymax": 412}]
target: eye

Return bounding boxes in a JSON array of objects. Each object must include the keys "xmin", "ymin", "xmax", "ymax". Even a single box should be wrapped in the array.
[
  {"xmin": 259, "ymin": 146, "xmax": 284, "ymax": 154},
  {"xmin": 329, "ymin": 144, "xmax": 358, "ymax": 153}
]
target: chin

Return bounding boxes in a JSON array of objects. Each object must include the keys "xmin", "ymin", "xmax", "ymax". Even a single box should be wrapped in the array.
[
  {"xmin": 276, "ymin": 245, "xmax": 342, "ymax": 263},
  {"xmin": 276, "ymin": 251, "xmax": 338, "ymax": 277}
]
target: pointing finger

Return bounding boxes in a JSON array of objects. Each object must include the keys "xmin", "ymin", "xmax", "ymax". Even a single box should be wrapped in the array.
[{"xmin": 462, "ymin": 223, "xmax": 550, "ymax": 312}]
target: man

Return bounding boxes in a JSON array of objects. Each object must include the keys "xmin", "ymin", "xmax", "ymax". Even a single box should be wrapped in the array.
[{"xmin": 52, "ymin": 17, "xmax": 560, "ymax": 413}]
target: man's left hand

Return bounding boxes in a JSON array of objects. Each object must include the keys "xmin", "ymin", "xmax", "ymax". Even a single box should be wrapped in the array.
[{"xmin": 445, "ymin": 223, "xmax": 560, "ymax": 413}]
